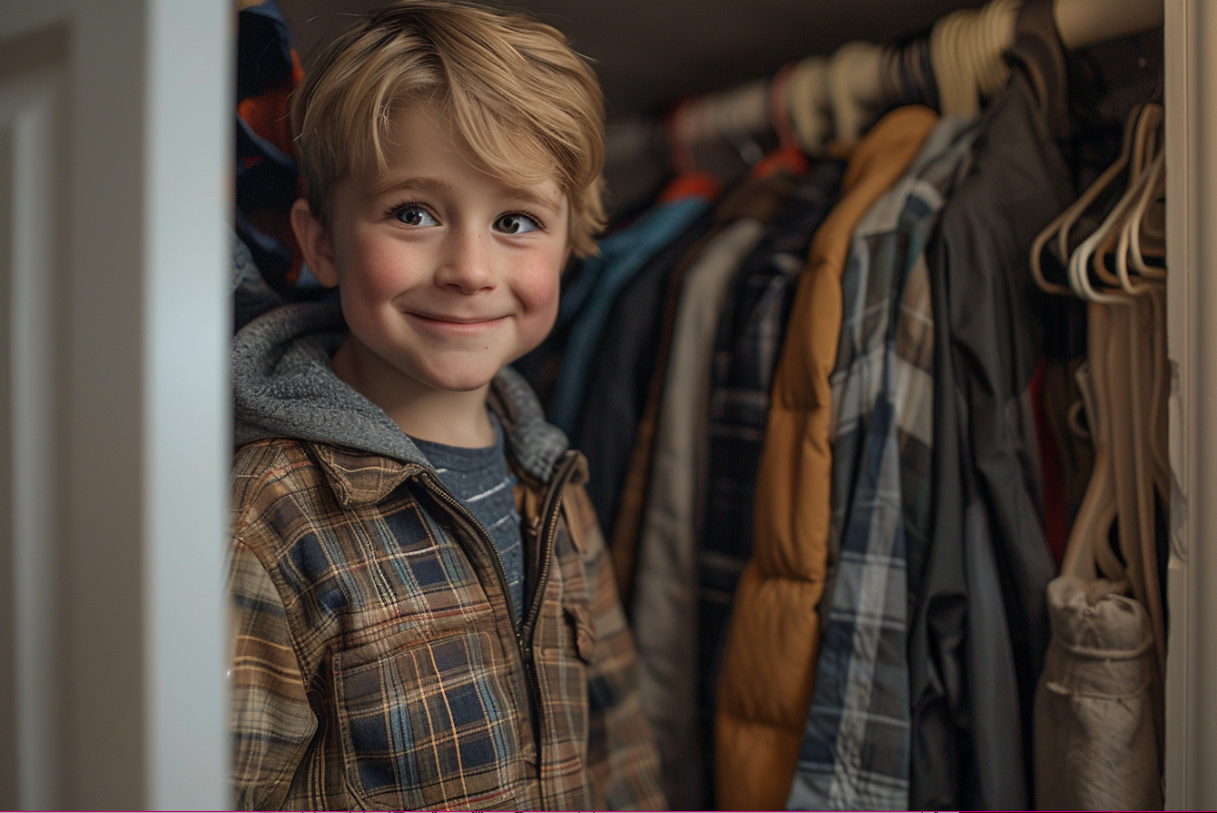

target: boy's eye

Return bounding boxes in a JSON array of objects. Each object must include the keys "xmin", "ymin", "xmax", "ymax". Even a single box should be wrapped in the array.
[
  {"xmin": 394, "ymin": 205, "xmax": 438, "ymax": 227},
  {"xmin": 494, "ymin": 213, "xmax": 541, "ymax": 235}
]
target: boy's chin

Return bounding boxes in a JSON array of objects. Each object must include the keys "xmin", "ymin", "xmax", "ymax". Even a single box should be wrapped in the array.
[{"xmin": 418, "ymin": 367, "xmax": 501, "ymax": 394}]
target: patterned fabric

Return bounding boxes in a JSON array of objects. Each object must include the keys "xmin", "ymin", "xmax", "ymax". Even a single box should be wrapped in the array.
[
  {"xmin": 715, "ymin": 108, "xmax": 938, "ymax": 812},
  {"xmin": 786, "ymin": 118, "xmax": 977, "ymax": 811},
  {"xmin": 608, "ymin": 173, "xmax": 804, "ymax": 607},
  {"xmin": 229, "ymin": 424, "xmax": 663, "ymax": 809},
  {"xmin": 696, "ymin": 159, "xmax": 844, "ymax": 798},
  {"xmin": 410, "ymin": 415, "xmax": 525, "ymax": 623}
]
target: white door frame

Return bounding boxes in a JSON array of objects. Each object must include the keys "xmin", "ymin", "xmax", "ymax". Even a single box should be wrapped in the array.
[
  {"xmin": 0, "ymin": 0, "xmax": 229, "ymax": 808},
  {"xmin": 1165, "ymin": 0, "xmax": 1217, "ymax": 807}
]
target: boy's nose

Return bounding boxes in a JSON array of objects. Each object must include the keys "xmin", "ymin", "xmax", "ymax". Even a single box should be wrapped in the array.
[{"xmin": 434, "ymin": 229, "xmax": 495, "ymax": 293}]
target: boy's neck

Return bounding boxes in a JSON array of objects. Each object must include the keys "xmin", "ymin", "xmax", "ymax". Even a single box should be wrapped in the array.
[{"xmin": 330, "ymin": 336, "xmax": 497, "ymax": 449}]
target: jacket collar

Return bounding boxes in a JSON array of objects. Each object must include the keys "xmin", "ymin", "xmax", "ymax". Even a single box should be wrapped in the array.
[
  {"xmin": 234, "ymin": 302, "xmax": 569, "ymax": 506},
  {"xmin": 310, "ymin": 368, "xmax": 571, "ymax": 509}
]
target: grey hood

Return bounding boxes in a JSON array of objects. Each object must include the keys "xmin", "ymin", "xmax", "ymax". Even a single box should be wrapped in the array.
[{"xmin": 232, "ymin": 302, "xmax": 569, "ymax": 482}]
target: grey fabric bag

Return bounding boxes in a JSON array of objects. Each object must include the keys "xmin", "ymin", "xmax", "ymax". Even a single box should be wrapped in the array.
[{"xmin": 1033, "ymin": 575, "xmax": 1161, "ymax": 810}]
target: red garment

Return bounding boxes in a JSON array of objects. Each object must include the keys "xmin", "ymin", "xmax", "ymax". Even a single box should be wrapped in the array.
[{"xmin": 1031, "ymin": 355, "xmax": 1068, "ymax": 566}]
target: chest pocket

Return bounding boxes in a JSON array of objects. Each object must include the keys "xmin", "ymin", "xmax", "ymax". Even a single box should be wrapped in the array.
[{"xmin": 332, "ymin": 628, "xmax": 523, "ymax": 811}]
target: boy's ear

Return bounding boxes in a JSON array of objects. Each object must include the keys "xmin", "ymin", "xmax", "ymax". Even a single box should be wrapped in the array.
[{"xmin": 290, "ymin": 198, "xmax": 340, "ymax": 288}]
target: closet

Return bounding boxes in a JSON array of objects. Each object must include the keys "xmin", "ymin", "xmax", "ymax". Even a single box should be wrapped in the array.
[
  {"xmin": 265, "ymin": 1, "xmax": 1199, "ymax": 809},
  {"xmin": 0, "ymin": 0, "xmax": 1216, "ymax": 808}
]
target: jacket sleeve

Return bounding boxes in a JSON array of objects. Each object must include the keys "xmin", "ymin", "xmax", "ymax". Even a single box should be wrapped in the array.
[
  {"xmin": 564, "ymin": 482, "xmax": 667, "ymax": 811},
  {"xmin": 228, "ymin": 538, "xmax": 317, "ymax": 810}
]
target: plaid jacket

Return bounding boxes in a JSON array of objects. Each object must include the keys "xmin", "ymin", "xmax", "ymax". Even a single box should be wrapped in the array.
[
  {"xmin": 696, "ymin": 160, "xmax": 843, "ymax": 802},
  {"xmin": 786, "ymin": 118, "xmax": 978, "ymax": 811},
  {"xmin": 229, "ymin": 361, "xmax": 663, "ymax": 810}
]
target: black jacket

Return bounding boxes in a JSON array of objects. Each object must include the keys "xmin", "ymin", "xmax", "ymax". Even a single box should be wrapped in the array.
[{"xmin": 909, "ymin": 1, "xmax": 1075, "ymax": 807}]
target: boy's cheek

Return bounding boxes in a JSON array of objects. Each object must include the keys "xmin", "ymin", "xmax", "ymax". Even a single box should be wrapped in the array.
[
  {"xmin": 511, "ymin": 293, "xmax": 559, "ymax": 363},
  {"xmin": 523, "ymin": 293, "xmax": 559, "ymax": 341},
  {"xmin": 514, "ymin": 261, "xmax": 562, "ymax": 314}
]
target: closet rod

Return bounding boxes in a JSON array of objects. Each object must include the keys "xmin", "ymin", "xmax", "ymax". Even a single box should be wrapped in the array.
[
  {"xmin": 833, "ymin": 0, "xmax": 1166, "ymax": 133},
  {"xmin": 1055, "ymin": 0, "xmax": 1163, "ymax": 49}
]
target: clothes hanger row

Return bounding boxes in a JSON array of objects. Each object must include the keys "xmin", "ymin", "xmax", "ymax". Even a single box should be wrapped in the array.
[
  {"xmin": 1031, "ymin": 102, "xmax": 1165, "ymax": 303},
  {"xmin": 612, "ymin": 0, "xmax": 1163, "ymax": 180},
  {"xmin": 662, "ymin": 0, "xmax": 1019, "ymax": 170}
]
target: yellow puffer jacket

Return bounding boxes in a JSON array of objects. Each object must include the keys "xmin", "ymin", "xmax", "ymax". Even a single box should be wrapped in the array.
[{"xmin": 714, "ymin": 106, "xmax": 939, "ymax": 811}]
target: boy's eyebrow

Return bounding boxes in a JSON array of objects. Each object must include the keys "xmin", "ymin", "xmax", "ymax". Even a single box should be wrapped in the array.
[
  {"xmin": 371, "ymin": 176, "xmax": 456, "ymax": 199},
  {"xmin": 371, "ymin": 176, "xmax": 562, "ymax": 213}
]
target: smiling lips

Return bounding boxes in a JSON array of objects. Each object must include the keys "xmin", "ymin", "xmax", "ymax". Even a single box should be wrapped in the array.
[{"xmin": 407, "ymin": 311, "xmax": 509, "ymax": 336}]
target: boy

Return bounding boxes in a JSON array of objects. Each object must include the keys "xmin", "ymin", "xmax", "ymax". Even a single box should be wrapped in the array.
[{"xmin": 227, "ymin": 2, "xmax": 665, "ymax": 809}]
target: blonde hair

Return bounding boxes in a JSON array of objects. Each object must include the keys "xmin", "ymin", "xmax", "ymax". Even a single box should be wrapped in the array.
[{"xmin": 291, "ymin": 0, "xmax": 606, "ymax": 257}]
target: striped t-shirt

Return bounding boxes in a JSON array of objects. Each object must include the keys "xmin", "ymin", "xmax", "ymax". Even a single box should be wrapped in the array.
[{"xmin": 410, "ymin": 415, "xmax": 525, "ymax": 622}]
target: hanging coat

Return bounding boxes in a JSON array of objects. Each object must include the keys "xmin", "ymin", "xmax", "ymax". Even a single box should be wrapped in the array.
[
  {"xmin": 697, "ymin": 159, "xmax": 845, "ymax": 807},
  {"xmin": 632, "ymin": 171, "xmax": 802, "ymax": 809},
  {"xmin": 714, "ymin": 106, "xmax": 937, "ymax": 811},
  {"xmin": 786, "ymin": 116, "xmax": 979, "ymax": 812},
  {"xmin": 574, "ymin": 201, "xmax": 719, "ymax": 541},
  {"xmin": 611, "ymin": 174, "xmax": 804, "ymax": 605},
  {"xmin": 909, "ymin": 2, "xmax": 1075, "ymax": 807}
]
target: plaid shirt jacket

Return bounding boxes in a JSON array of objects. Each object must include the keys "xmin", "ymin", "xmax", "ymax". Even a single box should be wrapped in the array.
[
  {"xmin": 229, "ymin": 396, "xmax": 663, "ymax": 810},
  {"xmin": 786, "ymin": 118, "xmax": 978, "ymax": 811}
]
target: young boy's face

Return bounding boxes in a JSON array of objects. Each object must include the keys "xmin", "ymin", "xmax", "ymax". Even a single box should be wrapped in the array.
[{"xmin": 296, "ymin": 102, "xmax": 570, "ymax": 397}]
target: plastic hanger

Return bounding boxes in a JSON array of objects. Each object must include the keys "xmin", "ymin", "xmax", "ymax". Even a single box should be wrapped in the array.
[
  {"xmin": 1084, "ymin": 106, "xmax": 1169, "ymax": 674},
  {"xmin": 827, "ymin": 41, "xmax": 884, "ymax": 147},
  {"xmin": 1058, "ymin": 114, "xmax": 1138, "ymax": 575},
  {"xmin": 928, "ymin": 0, "xmax": 1019, "ymax": 120},
  {"xmin": 1069, "ymin": 193, "xmax": 1137, "ymax": 303},
  {"xmin": 1116, "ymin": 295, "xmax": 1167, "ymax": 674},
  {"xmin": 1089, "ymin": 110, "xmax": 1152, "ymax": 292},
  {"xmin": 1116, "ymin": 103, "xmax": 1164, "ymax": 274},
  {"xmin": 1067, "ymin": 106, "xmax": 1161, "ymax": 303},
  {"xmin": 1115, "ymin": 153, "xmax": 1165, "ymax": 294},
  {"xmin": 1084, "ymin": 104, "xmax": 1163, "ymax": 297},
  {"xmin": 1059, "ymin": 107, "xmax": 1139, "ymax": 263},
  {"xmin": 1106, "ymin": 303, "xmax": 1147, "ymax": 590},
  {"xmin": 1031, "ymin": 106, "xmax": 1141, "ymax": 295},
  {"xmin": 1126, "ymin": 151, "xmax": 1166, "ymax": 280},
  {"xmin": 786, "ymin": 56, "xmax": 831, "ymax": 155},
  {"xmin": 931, "ymin": 8, "xmax": 971, "ymax": 117}
]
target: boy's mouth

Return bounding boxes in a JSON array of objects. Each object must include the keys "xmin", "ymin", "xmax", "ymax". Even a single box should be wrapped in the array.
[{"xmin": 407, "ymin": 311, "xmax": 508, "ymax": 335}]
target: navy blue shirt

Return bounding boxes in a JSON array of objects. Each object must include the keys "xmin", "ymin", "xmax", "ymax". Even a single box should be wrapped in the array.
[{"xmin": 411, "ymin": 415, "xmax": 525, "ymax": 622}]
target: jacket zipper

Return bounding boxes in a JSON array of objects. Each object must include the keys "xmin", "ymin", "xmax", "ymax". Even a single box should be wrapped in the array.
[
  {"xmin": 522, "ymin": 450, "xmax": 580, "ymax": 638},
  {"xmin": 516, "ymin": 451, "xmax": 580, "ymax": 754},
  {"xmin": 415, "ymin": 450, "xmax": 580, "ymax": 774}
]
